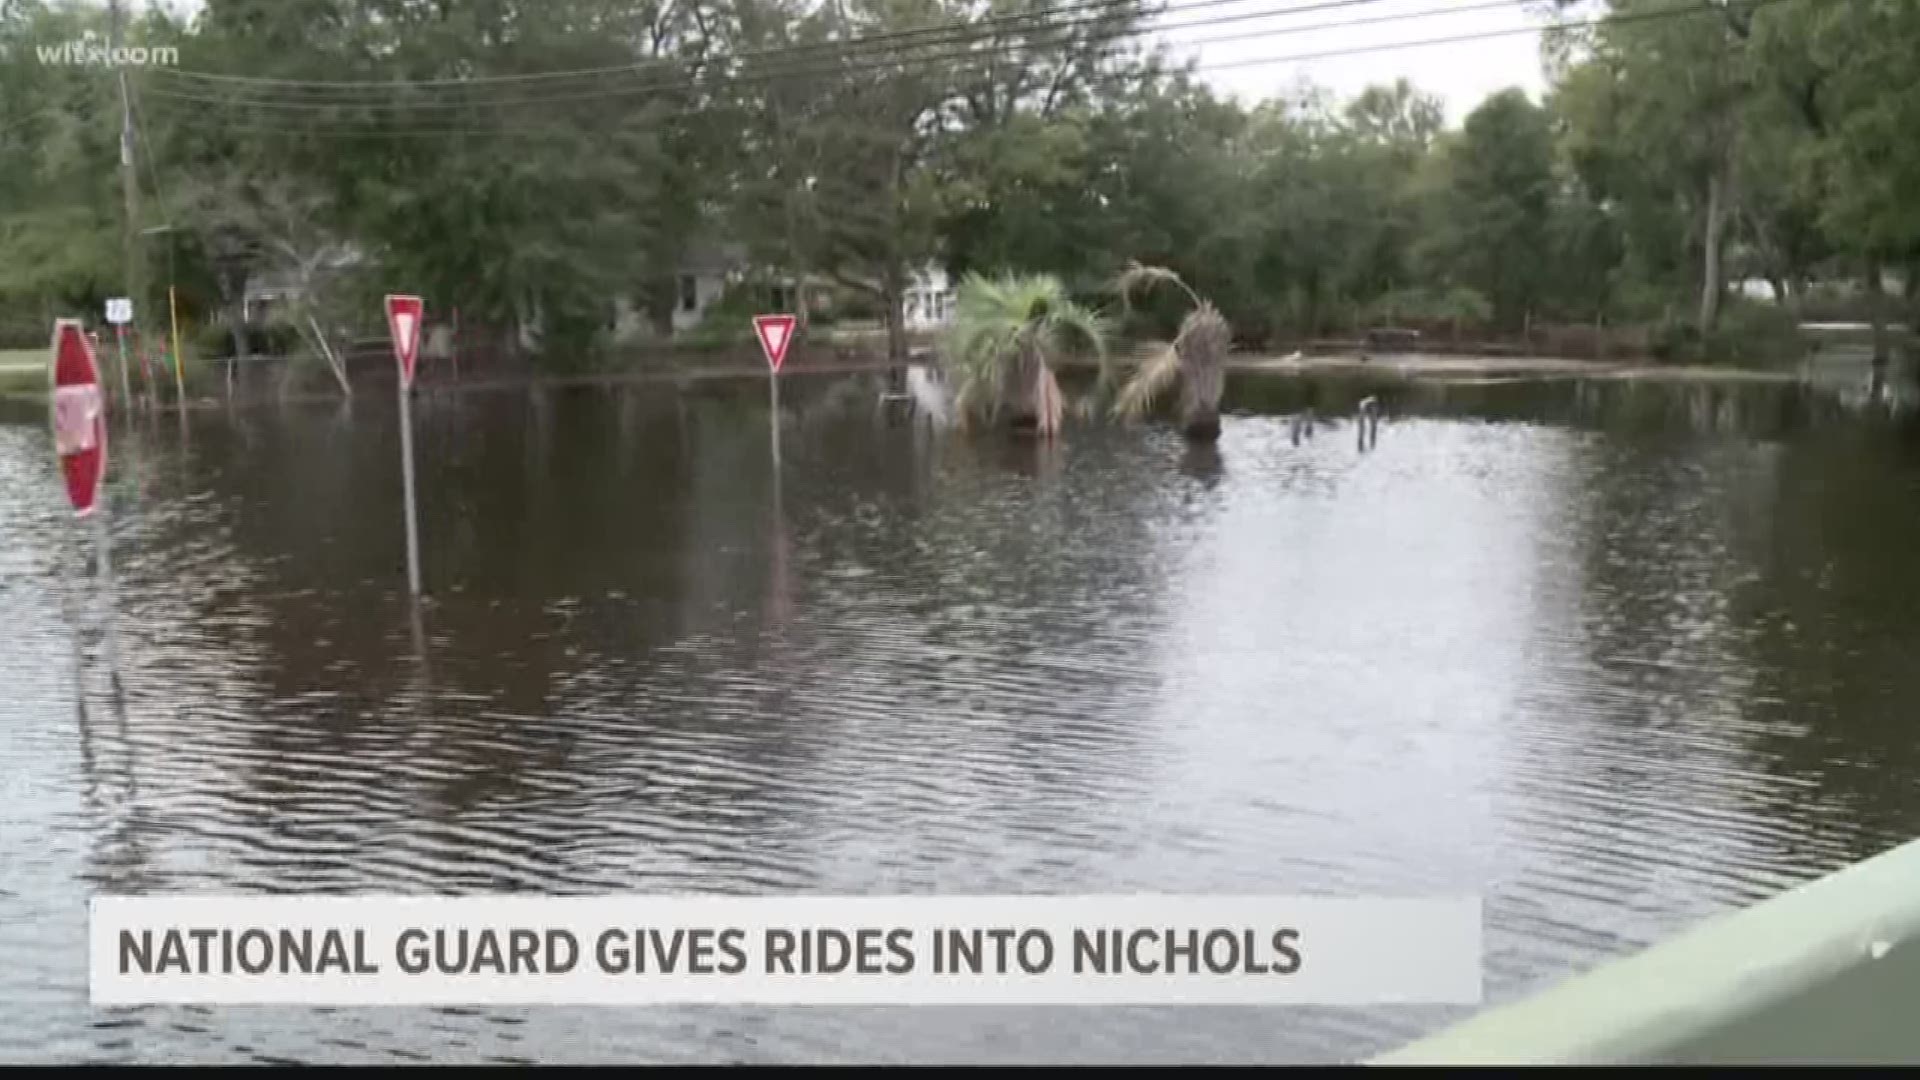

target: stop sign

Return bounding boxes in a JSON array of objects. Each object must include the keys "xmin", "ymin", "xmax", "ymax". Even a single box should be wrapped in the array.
[{"xmin": 50, "ymin": 318, "xmax": 107, "ymax": 517}]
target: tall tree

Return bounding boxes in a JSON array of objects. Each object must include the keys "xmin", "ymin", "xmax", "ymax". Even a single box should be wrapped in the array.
[
  {"xmin": 1755, "ymin": 0, "xmax": 1920, "ymax": 359},
  {"xmin": 1549, "ymin": 0, "xmax": 1769, "ymax": 336},
  {"xmin": 0, "ymin": 0, "xmax": 121, "ymax": 333},
  {"xmin": 738, "ymin": 0, "xmax": 1151, "ymax": 362},
  {"xmin": 734, "ymin": 0, "xmax": 957, "ymax": 363},
  {"xmin": 1425, "ymin": 89, "xmax": 1555, "ymax": 332}
]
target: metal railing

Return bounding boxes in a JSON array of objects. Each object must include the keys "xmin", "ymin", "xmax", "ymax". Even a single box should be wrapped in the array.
[{"xmin": 1374, "ymin": 837, "xmax": 1920, "ymax": 1065}]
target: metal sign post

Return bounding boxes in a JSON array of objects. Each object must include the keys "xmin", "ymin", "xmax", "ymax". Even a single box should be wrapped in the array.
[
  {"xmin": 769, "ymin": 370, "xmax": 782, "ymax": 468},
  {"xmin": 386, "ymin": 294, "xmax": 426, "ymax": 597},
  {"xmin": 167, "ymin": 286, "xmax": 186, "ymax": 409},
  {"xmin": 105, "ymin": 298, "xmax": 133, "ymax": 411}
]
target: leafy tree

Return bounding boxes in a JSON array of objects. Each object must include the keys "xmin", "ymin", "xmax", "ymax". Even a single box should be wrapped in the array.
[
  {"xmin": 1753, "ymin": 0, "xmax": 1920, "ymax": 357},
  {"xmin": 0, "ymin": 0, "xmax": 121, "ymax": 338},
  {"xmin": 1344, "ymin": 78, "xmax": 1443, "ymax": 149},
  {"xmin": 1422, "ymin": 89, "xmax": 1555, "ymax": 332},
  {"xmin": 727, "ymin": 0, "xmax": 1150, "ymax": 362},
  {"xmin": 1548, "ymin": 0, "xmax": 1773, "ymax": 335}
]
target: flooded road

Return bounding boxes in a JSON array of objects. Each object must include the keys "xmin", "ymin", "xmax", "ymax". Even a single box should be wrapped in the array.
[{"xmin": 4, "ymin": 370, "xmax": 1920, "ymax": 1064}]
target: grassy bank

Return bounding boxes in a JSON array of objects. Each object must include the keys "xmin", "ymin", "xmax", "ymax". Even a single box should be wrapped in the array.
[
  {"xmin": 0, "ymin": 336, "xmax": 232, "ymax": 401},
  {"xmin": 1231, "ymin": 351, "xmax": 1800, "ymax": 384},
  {"xmin": 0, "ymin": 348, "xmax": 43, "ymax": 396}
]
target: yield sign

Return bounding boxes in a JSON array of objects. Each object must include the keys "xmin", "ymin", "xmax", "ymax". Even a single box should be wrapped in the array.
[
  {"xmin": 386, "ymin": 294, "xmax": 426, "ymax": 388},
  {"xmin": 753, "ymin": 313, "xmax": 798, "ymax": 373},
  {"xmin": 50, "ymin": 318, "xmax": 107, "ymax": 517}
]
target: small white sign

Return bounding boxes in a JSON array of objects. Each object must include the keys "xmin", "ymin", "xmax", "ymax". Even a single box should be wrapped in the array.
[
  {"xmin": 105, "ymin": 298, "xmax": 132, "ymax": 325},
  {"xmin": 89, "ymin": 894, "xmax": 1482, "ymax": 1006}
]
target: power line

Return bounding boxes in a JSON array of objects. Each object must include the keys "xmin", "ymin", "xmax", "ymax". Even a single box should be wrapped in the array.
[
  {"xmin": 139, "ymin": 0, "xmax": 1541, "ymax": 114},
  {"xmin": 1195, "ymin": 0, "xmax": 1796, "ymax": 75},
  {"xmin": 128, "ymin": 84, "xmax": 171, "ymax": 226},
  {"xmin": 146, "ymin": 0, "xmax": 1191, "ymax": 103},
  {"xmin": 144, "ymin": 0, "xmax": 1386, "ymax": 94},
  {"xmin": 150, "ymin": 0, "xmax": 1157, "ymax": 90},
  {"xmin": 137, "ymin": 0, "xmax": 1267, "ymax": 112},
  {"xmin": 1150, "ymin": 0, "xmax": 1536, "ymax": 56},
  {"xmin": 147, "ymin": 0, "xmax": 1528, "ymax": 117},
  {"xmin": 0, "ymin": 104, "xmax": 88, "ymax": 139},
  {"xmin": 138, "ymin": 0, "xmax": 1795, "ymax": 136}
]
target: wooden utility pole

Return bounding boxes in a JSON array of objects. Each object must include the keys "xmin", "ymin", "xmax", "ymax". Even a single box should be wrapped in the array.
[{"xmin": 111, "ymin": 0, "xmax": 144, "ymax": 407}]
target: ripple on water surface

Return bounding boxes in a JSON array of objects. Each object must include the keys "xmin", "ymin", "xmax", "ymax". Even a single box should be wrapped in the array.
[{"xmin": 2, "ymin": 374, "xmax": 1917, "ymax": 1063}]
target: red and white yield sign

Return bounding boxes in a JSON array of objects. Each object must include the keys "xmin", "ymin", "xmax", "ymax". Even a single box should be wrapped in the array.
[
  {"xmin": 753, "ymin": 313, "xmax": 798, "ymax": 373},
  {"xmin": 386, "ymin": 294, "xmax": 426, "ymax": 388},
  {"xmin": 50, "ymin": 318, "xmax": 107, "ymax": 517}
]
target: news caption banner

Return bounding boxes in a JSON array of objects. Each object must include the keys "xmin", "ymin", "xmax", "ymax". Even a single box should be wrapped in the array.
[{"xmin": 93, "ymin": 896, "xmax": 1481, "ymax": 1006}]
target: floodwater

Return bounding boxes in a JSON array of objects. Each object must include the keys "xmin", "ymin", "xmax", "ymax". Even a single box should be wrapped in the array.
[{"xmin": 3, "ymin": 367, "xmax": 1920, "ymax": 1064}]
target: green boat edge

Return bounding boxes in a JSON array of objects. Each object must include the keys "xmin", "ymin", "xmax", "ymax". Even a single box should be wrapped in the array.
[{"xmin": 1373, "ymin": 836, "xmax": 1920, "ymax": 1065}]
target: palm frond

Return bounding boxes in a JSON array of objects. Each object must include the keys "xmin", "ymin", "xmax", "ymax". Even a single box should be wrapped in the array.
[
  {"xmin": 1041, "ymin": 295, "xmax": 1112, "ymax": 364},
  {"xmin": 1175, "ymin": 303, "xmax": 1233, "ymax": 369},
  {"xmin": 1112, "ymin": 260, "xmax": 1201, "ymax": 314},
  {"xmin": 1174, "ymin": 303, "xmax": 1233, "ymax": 422},
  {"xmin": 1112, "ymin": 345, "xmax": 1183, "ymax": 421},
  {"xmin": 939, "ymin": 270, "xmax": 1110, "ymax": 435}
]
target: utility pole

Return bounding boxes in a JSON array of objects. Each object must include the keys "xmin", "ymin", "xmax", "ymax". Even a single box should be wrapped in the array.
[{"xmin": 110, "ymin": 0, "xmax": 143, "ymax": 411}]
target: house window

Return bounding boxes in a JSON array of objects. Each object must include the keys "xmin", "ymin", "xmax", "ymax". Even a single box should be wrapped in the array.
[
  {"xmin": 770, "ymin": 285, "xmax": 793, "ymax": 312},
  {"xmin": 679, "ymin": 274, "xmax": 698, "ymax": 313}
]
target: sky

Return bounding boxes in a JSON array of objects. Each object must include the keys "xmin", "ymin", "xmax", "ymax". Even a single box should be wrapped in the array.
[
  {"xmin": 141, "ymin": 0, "xmax": 1555, "ymax": 128},
  {"xmin": 1158, "ymin": 0, "xmax": 1553, "ymax": 124}
]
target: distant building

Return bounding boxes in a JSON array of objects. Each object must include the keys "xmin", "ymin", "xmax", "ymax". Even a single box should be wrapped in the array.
[
  {"xmin": 605, "ymin": 239, "xmax": 805, "ymax": 343},
  {"xmin": 903, "ymin": 264, "xmax": 956, "ymax": 332},
  {"xmin": 671, "ymin": 240, "xmax": 751, "ymax": 334},
  {"xmin": 241, "ymin": 245, "xmax": 364, "ymax": 323},
  {"xmin": 241, "ymin": 269, "xmax": 302, "ymax": 324}
]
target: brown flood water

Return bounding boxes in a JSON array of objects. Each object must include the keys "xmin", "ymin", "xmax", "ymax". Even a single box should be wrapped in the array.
[{"xmin": 2, "ymin": 369, "xmax": 1919, "ymax": 1064}]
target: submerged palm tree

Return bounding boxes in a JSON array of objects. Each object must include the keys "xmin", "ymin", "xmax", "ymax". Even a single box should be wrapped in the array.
[
  {"xmin": 1110, "ymin": 263, "xmax": 1234, "ymax": 442},
  {"xmin": 941, "ymin": 272, "xmax": 1109, "ymax": 438}
]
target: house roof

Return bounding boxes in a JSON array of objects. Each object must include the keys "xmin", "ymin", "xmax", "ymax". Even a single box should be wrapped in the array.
[
  {"xmin": 242, "ymin": 244, "xmax": 365, "ymax": 299},
  {"xmin": 244, "ymin": 270, "xmax": 302, "ymax": 298},
  {"xmin": 680, "ymin": 239, "xmax": 750, "ymax": 275}
]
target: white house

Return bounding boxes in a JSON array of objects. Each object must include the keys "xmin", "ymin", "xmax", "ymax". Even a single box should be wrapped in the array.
[
  {"xmin": 240, "ymin": 244, "xmax": 365, "ymax": 324},
  {"xmin": 602, "ymin": 250, "xmax": 953, "ymax": 344},
  {"xmin": 670, "ymin": 241, "xmax": 750, "ymax": 334},
  {"xmin": 903, "ymin": 263, "xmax": 955, "ymax": 332},
  {"xmin": 602, "ymin": 241, "xmax": 804, "ymax": 343}
]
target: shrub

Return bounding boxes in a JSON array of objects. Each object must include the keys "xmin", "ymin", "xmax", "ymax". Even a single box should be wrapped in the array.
[
  {"xmin": 679, "ymin": 277, "xmax": 812, "ymax": 351},
  {"xmin": 1703, "ymin": 299, "xmax": 1805, "ymax": 366},
  {"xmin": 833, "ymin": 290, "xmax": 882, "ymax": 323},
  {"xmin": 1650, "ymin": 300, "xmax": 1805, "ymax": 366}
]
